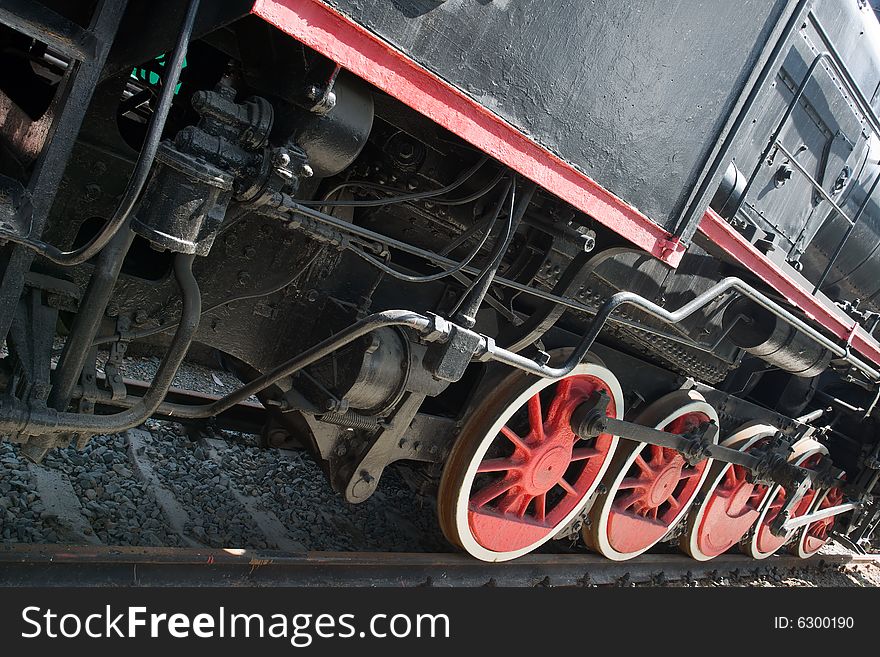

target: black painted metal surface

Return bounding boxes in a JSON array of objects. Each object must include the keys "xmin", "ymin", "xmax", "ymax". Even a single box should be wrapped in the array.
[{"xmin": 323, "ymin": 0, "xmax": 790, "ymax": 239}]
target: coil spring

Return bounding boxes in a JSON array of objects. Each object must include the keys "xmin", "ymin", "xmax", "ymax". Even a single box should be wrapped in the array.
[{"xmin": 319, "ymin": 410, "xmax": 380, "ymax": 430}]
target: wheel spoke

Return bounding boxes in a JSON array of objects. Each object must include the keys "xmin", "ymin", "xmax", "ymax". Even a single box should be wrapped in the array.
[
  {"xmin": 500, "ymin": 425, "xmax": 529, "ymax": 451},
  {"xmin": 614, "ymin": 490, "xmax": 643, "ymax": 511},
  {"xmin": 477, "ymin": 457, "xmax": 520, "ymax": 474},
  {"xmin": 679, "ymin": 467, "xmax": 701, "ymax": 481},
  {"xmin": 528, "ymin": 393, "xmax": 545, "ymax": 441},
  {"xmin": 516, "ymin": 495, "xmax": 534, "ymax": 518},
  {"xmin": 470, "ymin": 478, "xmax": 518, "ymax": 508},
  {"xmin": 665, "ymin": 494, "xmax": 681, "ymax": 511},
  {"xmin": 556, "ymin": 477, "xmax": 578, "ymax": 496},
  {"xmin": 544, "ymin": 379, "xmax": 575, "ymax": 434},
  {"xmin": 570, "ymin": 446, "xmax": 601, "ymax": 461},
  {"xmin": 617, "ymin": 477, "xmax": 646, "ymax": 490},
  {"xmin": 649, "ymin": 444, "xmax": 664, "ymax": 463},
  {"xmin": 496, "ymin": 489, "xmax": 530, "ymax": 515},
  {"xmin": 534, "ymin": 493, "xmax": 547, "ymax": 521},
  {"xmin": 634, "ymin": 454, "xmax": 653, "ymax": 475},
  {"xmin": 723, "ymin": 466, "xmax": 737, "ymax": 488}
]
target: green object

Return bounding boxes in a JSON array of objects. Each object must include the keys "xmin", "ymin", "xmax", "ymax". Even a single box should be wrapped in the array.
[{"xmin": 130, "ymin": 54, "xmax": 186, "ymax": 94}]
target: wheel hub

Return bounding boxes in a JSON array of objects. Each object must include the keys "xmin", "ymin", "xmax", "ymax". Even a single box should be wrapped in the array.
[
  {"xmin": 647, "ymin": 461, "xmax": 684, "ymax": 507},
  {"xmin": 528, "ymin": 446, "xmax": 572, "ymax": 493}
]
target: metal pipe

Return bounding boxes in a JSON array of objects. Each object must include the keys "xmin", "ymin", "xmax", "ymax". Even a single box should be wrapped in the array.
[
  {"xmin": 259, "ymin": 195, "xmax": 775, "ymax": 358},
  {"xmin": 484, "ymin": 277, "xmax": 880, "ymax": 381},
  {"xmin": 8, "ymin": 273, "xmax": 878, "ymax": 432},
  {"xmin": 795, "ymin": 407, "xmax": 827, "ymax": 424},
  {"xmin": 48, "ymin": 227, "xmax": 135, "ymax": 410},
  {"xmin": 105, "ymin": 273, "xmax": 880, "ymax": 423},
  {"xmin": 0, "ymin": 0, "xmax": 200, "ymax": 266},
  {"xmin": 772, "ymin": 141, "xmax": 859, "ymax": 227},
  {"xmin": 130, "ymin": 310, "xmax": 433, "ymax": 420},
  {"xmin": 107, "ymin": 193, "xmax": 719, "ymax": 354},
  {"xmin": 0, "ymin": 254, "xmax": 200, "ymax": 435},
  {"xmin": 453, "ymin": 181, "xmax": 535, "ymax": 328}
]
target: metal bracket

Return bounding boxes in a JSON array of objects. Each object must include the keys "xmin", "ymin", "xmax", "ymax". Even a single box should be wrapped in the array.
[
  {"xmin": 423, "ymin": 322, "xmax": 483, "ymax": 383},
  {"xmin": 103, "ymin": 317, "xmax": 130, "ymax": 401},
  {"xmin": 337, "ymin": 393, "xmax": 428, "ymax": 503},
  {"xmin": 768, "ymin": 476, "xmax": 811, "ymax": 537}
]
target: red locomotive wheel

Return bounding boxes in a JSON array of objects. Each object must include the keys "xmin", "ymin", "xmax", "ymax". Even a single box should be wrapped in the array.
[
  {"xmin": 680, "ymin": 422, "xmax": 776, "ymax": 561},
  {"xmin": 438, "ymin": 353, "xmax": 622, "ymax": 562},
  {"xmin": 585, "ymin": 389, "xmax": 718, "ymax": 561},
  {"xmin": 795, "ymin": 485, "xmax": 845, "ymax": 558},
  {"xmin": 742, "ymin": 438, "xmax": 828, "ymax": 559}
]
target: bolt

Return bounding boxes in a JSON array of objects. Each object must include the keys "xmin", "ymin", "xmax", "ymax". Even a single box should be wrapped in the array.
[
  {"xmin": 774, "ymin": 164, "xmax": 793, "ymax": 188},
  {"xmin": 306, "ymin": 289, "xmax": 319, "ymax": 302},
  {"xmin": 237, "ymin": 271, "xmax": 251, "ymax": 286},
  {"xmin": 243, "ymin": 245, "xmax": 256, "ymax": 259}
]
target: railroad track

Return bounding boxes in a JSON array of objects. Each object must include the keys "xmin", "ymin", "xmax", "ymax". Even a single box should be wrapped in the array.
[
  {"xmin": 2, "ymin": 377, "xmax": 878, "ymax": 587},
  {"xmin": 0, "ymin": 544, "xmax": 876, "ymax": 587}
]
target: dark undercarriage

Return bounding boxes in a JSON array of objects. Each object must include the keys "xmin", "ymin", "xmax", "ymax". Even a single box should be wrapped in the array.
[{"xmin": 1, "ymin": 0, "xmax": 880, "ymax": 560}]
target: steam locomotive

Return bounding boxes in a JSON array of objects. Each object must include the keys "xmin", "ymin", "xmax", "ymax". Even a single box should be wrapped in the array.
[{"xmin": 2, "ymin": 0, "xmax": 880, "ymax": 562}]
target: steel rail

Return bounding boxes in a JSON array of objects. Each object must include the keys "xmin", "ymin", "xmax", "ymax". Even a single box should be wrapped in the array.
[{"xmin": 0, "ymin": 544, "xmax": 874, "ymax": 588}]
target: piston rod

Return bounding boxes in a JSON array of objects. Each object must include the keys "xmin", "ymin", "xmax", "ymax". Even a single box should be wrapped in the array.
[
  {"xmin": 781, "ymin": 501, "xmax": 860, "ymax": 532},
  {"xmin": 570, "ymin": 395, "xmax": 838, "ymax": 490}
]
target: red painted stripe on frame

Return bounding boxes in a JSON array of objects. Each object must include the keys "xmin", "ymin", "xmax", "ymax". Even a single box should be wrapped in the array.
[
  {"xmin": 698, "ymin": 209, "xmax": 880, "ymax": 367},
  {"xmin": 250, "ymin": 0, "xmax": 685, "ymax": 266},
  {"xmin": 250, "ymin": 0, "xmax": 880, "ymax": 368}
]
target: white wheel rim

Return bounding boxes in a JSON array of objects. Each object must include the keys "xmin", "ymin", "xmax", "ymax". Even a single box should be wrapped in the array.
[
  {"xmin": 682, "ymin": 422, "xmax": 777, "ymax": 561},
  {"xmin": 589, "ymin": 389, "xmax": 718, "ymax": 561},
  {"xmin": 744, "ymin": 438, "xmax": 828, "ymax": 560},
  {"xmin": 446, "ymin": 362, "xmax": 624, "ymax": 562}
]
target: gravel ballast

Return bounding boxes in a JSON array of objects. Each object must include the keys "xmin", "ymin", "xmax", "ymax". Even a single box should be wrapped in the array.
[{"xmin": 0, "ymin": 358, "xmax": 877, "ymax": 586}]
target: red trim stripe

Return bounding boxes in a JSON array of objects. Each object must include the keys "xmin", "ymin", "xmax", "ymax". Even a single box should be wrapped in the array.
[
  {"xmin": 698, "ymin": 209, "xmax": 880, "ymax": 367},
  {"xmin": 251, "ymin": 0, "xmax": 880, "ymax": 369},
  {"xmin": 251, "ymin": 0, "xmax": 685, "ymax": 266}
]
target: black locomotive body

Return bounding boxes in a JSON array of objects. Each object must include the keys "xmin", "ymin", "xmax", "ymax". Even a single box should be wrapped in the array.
[{"xmin": 1, "ymin": 0, "xmax": 880, "ymax": 561}]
